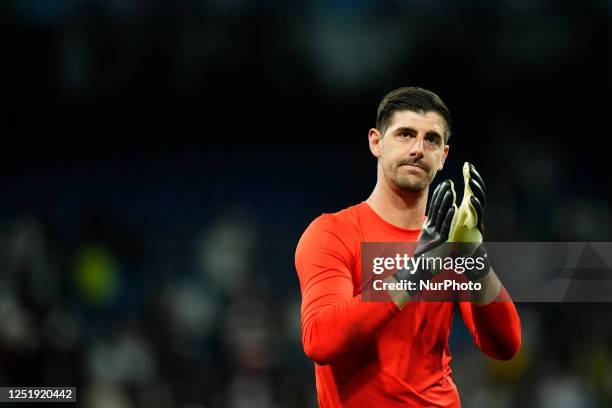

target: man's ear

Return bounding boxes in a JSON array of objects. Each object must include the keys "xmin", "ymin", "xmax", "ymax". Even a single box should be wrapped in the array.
[
  {"xmin": 368, "ymin": 128, "xmax": 382, "ymax": 158},
  {"xmin": 439, "ymin": 144, "xmax": 450, "ymax": 170}
]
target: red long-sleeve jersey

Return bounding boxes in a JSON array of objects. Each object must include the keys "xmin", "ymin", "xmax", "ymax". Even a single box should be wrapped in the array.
[{"xmin": 295, "ymin": 202, "xmax": 521, "ymax": 408}]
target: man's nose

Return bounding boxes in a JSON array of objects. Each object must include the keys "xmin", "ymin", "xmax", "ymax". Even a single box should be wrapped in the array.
[{"xmin": 409, "ymin": 136, "xmax": 425, "ymax": 158}]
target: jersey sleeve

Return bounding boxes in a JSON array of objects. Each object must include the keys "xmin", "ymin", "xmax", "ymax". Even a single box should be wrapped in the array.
[
  {"xmin": 458, "ymin": 286, "xmax": 522, "ymax": 361},
  {"xmin": 295, "ymin": 214, "xmax": 399, "ymax": 365}
]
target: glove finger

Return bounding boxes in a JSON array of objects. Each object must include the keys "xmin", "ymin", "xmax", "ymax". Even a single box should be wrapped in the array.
[
  {"xmin": 435, "ymin": 189, "xmax": 453, "ymax": 233},
  {"xmin": 470, "ymin": 196, "xmax": 485, "ymax": 233},
  {"xmin": 429, "ymin": 181, "xmax": 449, "ymax": 225},
  {"xmin": 468, "ymin": 163, "xmax": 487, "ymax": 195},
  {"xmin": 469, "ymin": 178, "xmax": 486, "ymax": 207},
  {"xmin": 439, "ymin": 206, "xmax": 455, "ymax": 241},
  {"xmin": 428, "ymin": 182, "xmax": 444, "ymax": 219}
]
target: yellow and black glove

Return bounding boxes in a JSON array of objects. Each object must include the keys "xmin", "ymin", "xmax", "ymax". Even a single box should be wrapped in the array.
[
  {"xmin": 448, "ymin": 162, "xmax": 490, "ymax": 280},
  {"xmin": 394, "ymin": 179, "xmax": 456, "ymax": 293}
]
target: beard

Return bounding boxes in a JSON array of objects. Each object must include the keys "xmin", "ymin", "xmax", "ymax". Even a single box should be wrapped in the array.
[
  {"xmin": 385, "ymin": 161, "xmax": 432, "ymax": 192},
  {"xmin": 393, "ymin": 173, "xmax": 429, "ymax": 191}
]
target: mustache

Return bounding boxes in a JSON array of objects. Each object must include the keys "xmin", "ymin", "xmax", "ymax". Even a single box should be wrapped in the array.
[{"xmin": 398, "ymin": 160, "xmax": 429, "ymax": 171}]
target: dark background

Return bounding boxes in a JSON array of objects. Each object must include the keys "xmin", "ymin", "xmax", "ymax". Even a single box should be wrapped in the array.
[{"xmin": 1, "ymin": 1, "xmax": 612, "ymax": 407}]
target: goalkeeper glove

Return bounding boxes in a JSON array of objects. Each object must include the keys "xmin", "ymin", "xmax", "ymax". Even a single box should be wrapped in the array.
[
  {"xmin": 448, "ymin": 162, "xmax": 490, "ymax": 280},
  {"xmin": 394, "ymin": 179, "xmax": 456, "ymax": 293}
]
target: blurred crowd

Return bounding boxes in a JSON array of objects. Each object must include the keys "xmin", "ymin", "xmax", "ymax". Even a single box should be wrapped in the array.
[
  {"xmin": 2, "ymin": 0, "xmax": 612, "ymax": 407},
  {"xmin": 0, "ymin": 190, "xmax": 313, "ymax": 407}
]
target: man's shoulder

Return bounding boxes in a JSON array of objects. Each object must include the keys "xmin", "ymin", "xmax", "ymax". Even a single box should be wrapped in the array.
[
  {"xmin": 297, "ymin": 202, "xmax": 366, "ymax": 252},
  {"xmin": 307, "ymin": 202, "xmax": 365, "ymax": 235},
  {"xmin": 296, "ymin": 203, "xmax": 365, "ymax": 265}
]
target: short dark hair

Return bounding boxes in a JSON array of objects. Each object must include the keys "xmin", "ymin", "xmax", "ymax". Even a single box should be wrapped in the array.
[{"xmin": 376, "ymin": 87, "xmax": 451, "ymax": 142}]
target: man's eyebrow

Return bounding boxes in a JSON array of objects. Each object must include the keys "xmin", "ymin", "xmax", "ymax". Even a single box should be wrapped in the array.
[
  {"xmin": 425, "ymin": 130, "xmax": 443, "ymax": 140},
  {"xmin": 393, "ymin": 126, "xmax": 417, "ymax": 134},
  {"xmin": 393, "ymin": 127, "xmax": 443, "ymax": 140}
]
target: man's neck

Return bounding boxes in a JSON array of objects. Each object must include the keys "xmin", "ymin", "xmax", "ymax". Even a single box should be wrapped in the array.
[{"xmin": 365, "ymin": 177, "xmax": 428, "ymax": 230}]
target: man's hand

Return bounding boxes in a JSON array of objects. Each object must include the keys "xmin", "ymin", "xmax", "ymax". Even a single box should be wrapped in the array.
[
  {"xmin": 448, "ymin": 162, "xmax": 486, "ymax": 246},
  {"xmin": 448, "ymin": 162, "xmax": 490, "ymax": 281},
  {"xmin": 393, "ymin": 179, "xmax": 456, "ymax": 289},
  {"xmin": 416, "ymin": 179, "xmax": 457, "ymax": 256}
]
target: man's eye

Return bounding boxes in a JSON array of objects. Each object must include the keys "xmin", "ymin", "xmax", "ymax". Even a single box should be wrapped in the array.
[{"xmin": 426, "ymin": 136, "xmax": 440, "ymax": 144}]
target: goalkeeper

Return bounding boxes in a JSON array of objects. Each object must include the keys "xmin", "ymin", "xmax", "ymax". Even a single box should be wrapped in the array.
[{"xmin": 295, "ymin": 87, "xmax": 521, "ymax": 407}]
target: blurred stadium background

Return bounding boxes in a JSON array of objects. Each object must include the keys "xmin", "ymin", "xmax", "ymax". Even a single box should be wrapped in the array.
[{"xmin": 2, "ymin": 1, "xmax": 612, "ymax": 407}]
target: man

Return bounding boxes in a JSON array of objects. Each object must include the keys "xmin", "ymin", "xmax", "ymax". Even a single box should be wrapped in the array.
[{"xmin": 295, "ymin": 87, "xmax": 521, "ymax": 407}]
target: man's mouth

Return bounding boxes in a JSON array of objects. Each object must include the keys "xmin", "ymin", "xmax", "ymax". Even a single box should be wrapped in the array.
[{"xmin": 400, "ymin": 163, "xmax": 427, "ymax": 172}]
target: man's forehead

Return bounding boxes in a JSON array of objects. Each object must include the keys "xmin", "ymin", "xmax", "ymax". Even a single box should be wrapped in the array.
[{"xmin": 387, "ymin": 110, "xmax": 446, "ymax": 133}]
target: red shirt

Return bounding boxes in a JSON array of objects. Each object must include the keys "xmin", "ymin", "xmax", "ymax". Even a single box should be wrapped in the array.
[{"xmin": 295, "ymin": 202, "xmax": 521, "ymax": 408}]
